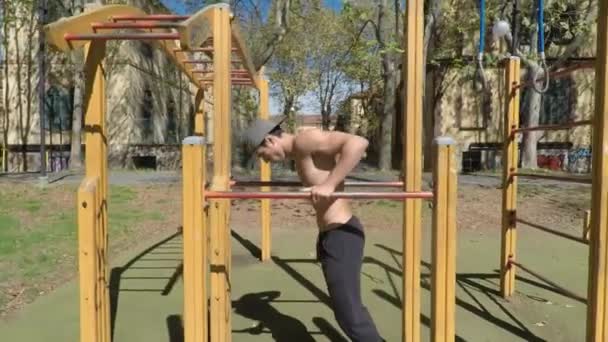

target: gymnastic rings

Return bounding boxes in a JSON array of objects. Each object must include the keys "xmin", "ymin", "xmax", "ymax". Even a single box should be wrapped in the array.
[
  {"xmin": 532, "ymin": 58, "xmax": 550, "ymax": 94},
  {"xmin": 474, "ymin": 54, "xmax": 488, "ymax": 92}
]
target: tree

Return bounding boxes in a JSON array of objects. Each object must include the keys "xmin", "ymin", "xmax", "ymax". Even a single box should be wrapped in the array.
[
  {"xmin": 308, "ymin": 8, "xmax": 351, "ymax": 130},
  {"xmin": 8, "ymin": 0, "xmax": 38, "ymax": 171},
  {"xmin": 341, "ymin": 1, "xmax": 402, "ymax": 170},
  {"xmin": 68, "ymin": 0, "xmax": 85, "ymax": 170},
  {"xmin": 1, "ymin": 0, "xmax": 14, "ymax": 172},
  {"xmin": 266, "ymin": 1, "xmax": 315, "ymax": 132}
]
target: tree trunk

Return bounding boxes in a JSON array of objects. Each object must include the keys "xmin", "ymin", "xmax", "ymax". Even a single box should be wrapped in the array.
[
  {"xmin": 521, "ymin": 68, "xmax": 542, "ymax": 169},
  {"xmin": 521, "ymin": 15, "xmax": 541, "ymax": 169},
  {"xmin": 69, "ymin": 47, "xmax": 84, "ymax": 170},
  {"xmin": 282, "ymin": 94, "xmax": 296, "ymax": 132},
  {"xmin": 377, "ymin": 0, "xmax": 396, "ymax": 171},
  {"xmin": 321, "ymin": 105, "xmax": 330, "ymax": 130},
  {"xmin": 69, "ymin": 50, "xmax": 84, "ymax": 170},
  {"xmin": 2, "ymin": 2, "xmax": 10, "ymax": 172},
  {"xmin": 13, "ymin": 22, "xmax": 26, "ymax": 171},
  {"xmin": 379, "ymin": 54, "xmax": 397, "ymax": 170}
]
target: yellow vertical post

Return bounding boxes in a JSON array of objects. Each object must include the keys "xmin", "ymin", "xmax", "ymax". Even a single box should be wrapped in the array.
[
  {"xmin": 431, "ymin": 138, "xmax": 457, "ymax": 342},
  {"xmin": 584, "ymin": 210, "xmax": 592, "ymax": 242},
  {"xmin": 182, "ymin": 136, "xmax": 208, "ymax": 342},
  {"xmin": 78, "ymin": 177, "xmax": 99, "ymax": 342},
  {"xmin": 587, "ymin": 4, "xmax": 608, "ymax": 341},
  {"xmin": 259, "ymin": 73, "xmax": 271, "ymax": 261},
  {"xmin": 403, "ymin": 0, "xmax": 424, "ymax": 340},
  {"xmin": 209, "ymin": 5, "xmax": 232, "ymax": 342},
  {"xmin": 500, "ymin": 57, "xmax": 520, "ymax": 298},
  {"xmin": 82, "ymin": 40, "xmax": 109, "ymax": 342},
  {"xmin": 194, "ymin": 89, "xmax": 205, "ymax": 135}
]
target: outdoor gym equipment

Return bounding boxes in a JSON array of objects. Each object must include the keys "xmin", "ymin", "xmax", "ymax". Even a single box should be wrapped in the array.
[{"xmin": 499, "ymin": 3, "xmax": 608, "ymax": 336}]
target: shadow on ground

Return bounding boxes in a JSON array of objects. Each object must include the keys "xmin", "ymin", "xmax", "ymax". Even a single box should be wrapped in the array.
[
  {"xmin": 231, "ymin": 230, "xmax": 555, "ymax": 342},
  {"xmin": 109, "ymin": 231, "xmax": 183, "ymax": 340}
]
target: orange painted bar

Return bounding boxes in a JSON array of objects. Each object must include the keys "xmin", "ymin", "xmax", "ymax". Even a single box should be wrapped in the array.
[
  {"xmin": 205, "ymin": 191, "xmax": 433, "ymax": 200},
  {"xmin": 64, "ymin": 32, "xmax": 179, "ymax": 41}
]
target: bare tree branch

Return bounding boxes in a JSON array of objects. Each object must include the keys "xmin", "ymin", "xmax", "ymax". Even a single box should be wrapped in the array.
[{"xmin": 254, "ymin": 0, "xmax": 290, "ymax": 70}]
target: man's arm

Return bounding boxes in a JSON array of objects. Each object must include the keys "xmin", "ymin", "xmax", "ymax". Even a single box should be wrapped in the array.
[{"xmin": 295, "ymin": 129, "xmax": 369, "ymax": 198}]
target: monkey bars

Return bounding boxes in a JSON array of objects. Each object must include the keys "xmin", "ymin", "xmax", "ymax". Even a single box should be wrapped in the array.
[{"xmin": 44, "ymin": 4, "xmax": 259, "ymax": 88}]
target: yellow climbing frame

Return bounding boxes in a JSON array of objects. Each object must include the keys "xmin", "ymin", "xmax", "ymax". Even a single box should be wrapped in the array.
[{"xmin": 44, "ymin": 4, "xmax": 261, "ymax": 342}]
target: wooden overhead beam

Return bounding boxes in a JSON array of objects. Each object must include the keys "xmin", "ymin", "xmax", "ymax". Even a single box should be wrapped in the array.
[
  {"xmin": 175, "ymin": 5, "xmax": 215, "ymax": 50},
  {"xmin": 230, "ymin": 21, "xmax": 260, "ymax": 89}
]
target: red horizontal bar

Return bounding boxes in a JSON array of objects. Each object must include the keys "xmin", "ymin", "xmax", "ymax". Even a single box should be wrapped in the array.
[
  {"xmin": 230, "ymin": 180, "xmax": 405, "ymax": 188},
  {"xmin": 513, "ymin": 120, "xmax": 592, "ymax": 133},
  {"xmin": 111, "ymin": 15, "xmax": 190, "ymax": 22},
  {"xmin": 91, "ymin": 22, "xmax": 181, "ymax": 30},
  {"xmin": 204, "ymin": 191, "xmax": 433, "ymax": 200},
  {"xmin": 64, "ymin": 33, "xmax": 179, "ymax": 41},
  {"xmin": 174, "ymin": 47, "xmax": 238, "ymax": 53},
  {"xmin": 193, "ymin": 70, "xmax": 249, "ymax": 75},
  {"xmin": 201, "ymin": 77, "xmax": 251, "ymax": 81},
  {"xmin": 511, "ymin": 172, "xmax": 592, "ymax": 184}
]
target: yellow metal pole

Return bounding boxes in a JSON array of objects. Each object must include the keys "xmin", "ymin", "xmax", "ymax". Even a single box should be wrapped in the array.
[
  {"xmin": 82, "ymin": 40, "xmax": 109, "ymax": 342},
  {"xmin": 587, "ymin": 4, "xmax": 608, "ymax": 341},
  {"xmin": 500, "ymin": 57, "xmax": 520, "ymax": 298},
  {"xmin": 194, "ymin": 89, "xmax": 205, "ymax": 136},
  {"xmin": 209, "ymin": 5, "xmax": 232, "ymax": 342},
  {"xmin": 403, "ymin": 0, "xmax": 424, "ymax": 340},
  {"xmin": 584, "ymin": 210, "xmax": 592, "ymax": 242},
  {"xmin": 259, "ymin": 74, "xmax": 271, "ymax": 261},
  {"xmin": 431, "ymin": 137, "xmax": 457, "ymax": 342},
  {"xmin": 78, "ymin": 177, "xmax": 99, "ymax": 342},
  {"xmin": 182, "ymin": 136, "xmax": 208, "ymax": 342}
]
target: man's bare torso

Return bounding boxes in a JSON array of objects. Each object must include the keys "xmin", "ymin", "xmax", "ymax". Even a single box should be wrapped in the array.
[{"xmin": 293, "ymin": 128, "xmax": 353, "ymax": 231}]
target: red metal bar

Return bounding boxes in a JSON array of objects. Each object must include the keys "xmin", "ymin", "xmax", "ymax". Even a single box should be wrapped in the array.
[
  {"xmin": 174, "ymin": 47, "xmax": 238, "ymax": 53},
  {"xmin": 517, "ymin": 218, "xmax": 588, "ymax": 244},
  {"xmin": 230, "ymin": 180, "xmax": 405, "ymax": 188},
  {"xmin": 512, "ymin": 120, "xmax": 592, "ymax": 133},
  {"xmin": 111, "ymin": 15, "xmax": 190, "ymax": 22},
  {"xmin": 515, "ymin": 62, "xmax": 594, "ymax": 90},
  {"xmin": 511, "ymin": 172, "xmax": 592, "ymax": 184},
  {"xmin": 64, "ymin": 33, "xmax": 179, "ymax": 41},
  {"xmin": 192, "ymin": 70, "xmax": 249, "ymax": 74},
  {"xmin": 204, "ymin": 191, "xmax": 433, "ymax": 200},
  {"xmin": 91, "ymin": 22, "xmax": 181, "ymax": 30},
  {"xmin": 508, "ymin": 260, "xmax": 586, "ymax": 303}
]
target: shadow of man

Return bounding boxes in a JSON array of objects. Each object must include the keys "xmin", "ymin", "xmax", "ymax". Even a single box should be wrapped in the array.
[{"xmin": 232, "ymin": 291, "xmax": 315, "ymax": 342}]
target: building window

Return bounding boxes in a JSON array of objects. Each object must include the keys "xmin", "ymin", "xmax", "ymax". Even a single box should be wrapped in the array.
[
  {"xmin": 44, "ymin": 85, "xmax": 72, "ymax": 131},
  {"xmin": 140, "ymin": 89, "xmax": 154, "ymax": 143},
  {"xmin": 520, "ymin": 77, "xmax": 575, "ymax": 126}
]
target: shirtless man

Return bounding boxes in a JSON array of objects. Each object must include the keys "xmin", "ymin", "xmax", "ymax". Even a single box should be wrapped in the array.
[{"xmin": 242, "ymin": 117, "xmax": 383, "ymax": 342}]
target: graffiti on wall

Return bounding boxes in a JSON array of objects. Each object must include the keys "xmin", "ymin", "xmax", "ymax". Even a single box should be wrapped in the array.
[
  {"xmin": 536, "ymin": 147, "xmax": 592, "ymax": 173},
  {"xmin": 537, "ymin": 153, "xmax": 564, "ymax": 170},
  {"xmin": 568, "ymin": 148, "xmax": 592, "ymax": 173}
]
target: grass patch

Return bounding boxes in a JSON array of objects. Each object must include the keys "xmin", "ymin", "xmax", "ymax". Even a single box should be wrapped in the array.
[{"xmin": 0, "ymin": 182, "xmax": 178, "ymax": 316}]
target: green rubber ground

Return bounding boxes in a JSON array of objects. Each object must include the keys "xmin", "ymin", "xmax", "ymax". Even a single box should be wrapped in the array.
[{"xmin": 0, "ymin": 222, "xmax": 587, "ymax": 342}]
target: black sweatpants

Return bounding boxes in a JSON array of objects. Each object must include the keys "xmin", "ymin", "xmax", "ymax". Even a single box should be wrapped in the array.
[{"xmin": 317, "ymin": 216, "xmax": 382, "ymax": 342}]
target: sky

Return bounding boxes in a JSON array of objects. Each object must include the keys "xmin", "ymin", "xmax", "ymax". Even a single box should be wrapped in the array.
[
  {"xmin": 159, "ymin": 0, "xmax": 346, "ymax": 115},
  {"xmin": 161, "ymin": 0, "xmax": 343, "ymax": 15}
]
